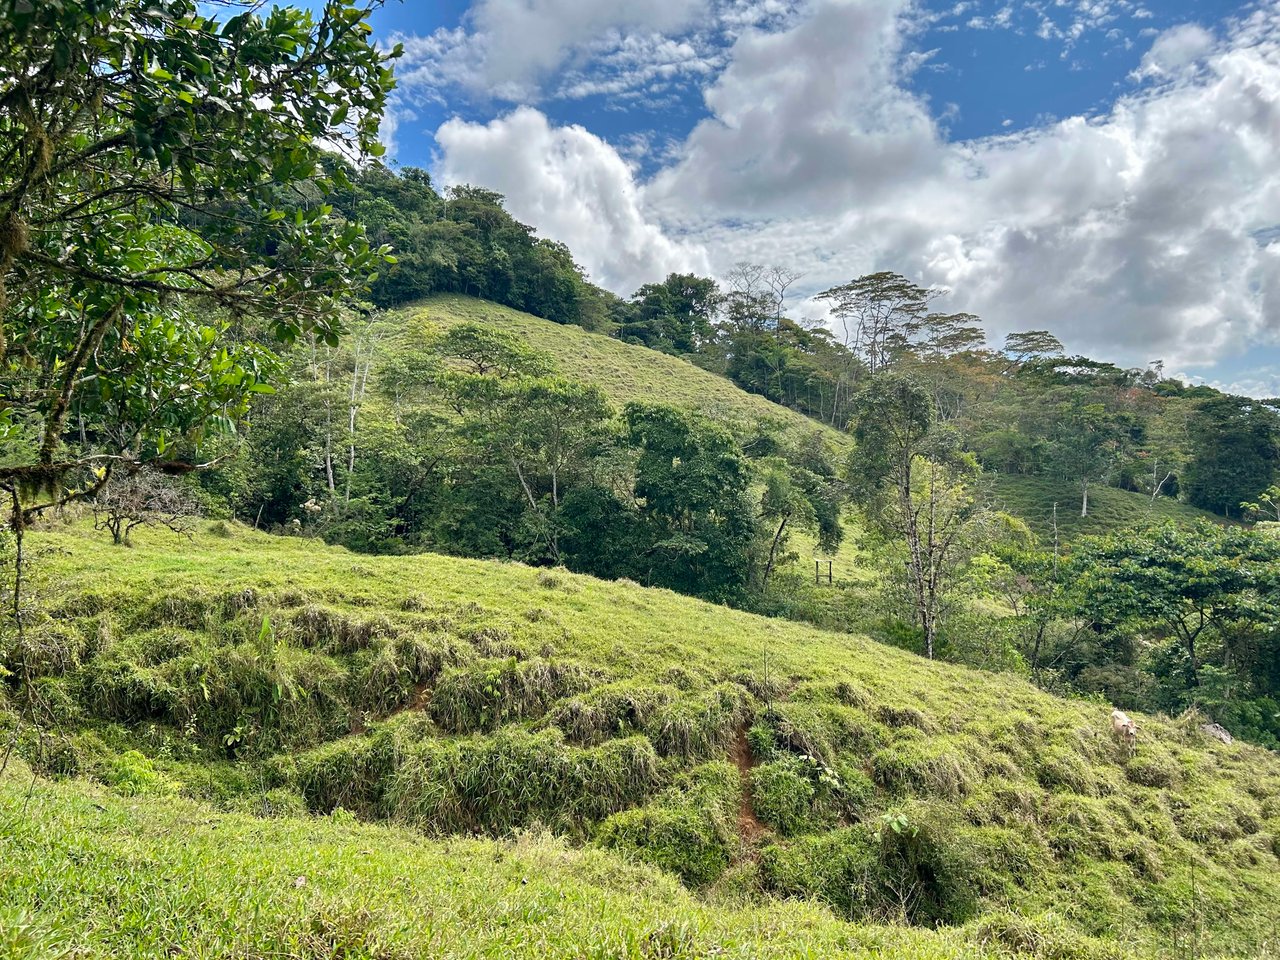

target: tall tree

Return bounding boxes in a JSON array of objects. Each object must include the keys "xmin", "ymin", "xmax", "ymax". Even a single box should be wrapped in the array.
[
  {"xmin": 1069, "ymin": 523, "xmax": 1280, "ymax": 692},
  {"xmin": 848, "ymin": 373, "xmax": 993, "ymax": 659},
  {"xmin": 816, "ymin": 272, "xmax": 937, "ymax": 375},
  {"xmin": 1182, "ymin": 395, "xmax": 1278, "ymax": 517},
  {"xmin": 0, "ymin": 0, "xmax": 396, "ymax": 532},
  {"xmin": 624, "ymin": 273, "xmax": 720, "ymax": 352},
  {"xmin": 1039, "ymin": 389, "xmax": 1127, "ymax": 517},
  {"xmin": 626, "ymin": 403, "xmax": 756, "ymax": 600}
]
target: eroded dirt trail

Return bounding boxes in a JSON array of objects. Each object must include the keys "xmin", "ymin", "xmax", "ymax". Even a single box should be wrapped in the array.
[{"xmin": 729, "ymin": 723, "xmax": 767, "ymax": 845}]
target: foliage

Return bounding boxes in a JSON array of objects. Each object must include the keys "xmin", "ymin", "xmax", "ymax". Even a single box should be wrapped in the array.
[
  {"xmin": 0, "ymin": 0, "xmax": 397, "ymax": 531},
  {"xmin": 849, "ymin": 373, "xmax": 1007, "ymax": 658}
]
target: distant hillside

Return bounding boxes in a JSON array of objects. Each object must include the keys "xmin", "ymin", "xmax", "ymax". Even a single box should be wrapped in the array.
[
  {"xmin": 988, "ymin": 475, "xmax": 1224, "ymax": 542},
  {"xmin": 406, "ymin": 294, "xmax": 849, "ymax": 449},
  {"xmin": 7, "ymin": 522, "xmax": 1278, "ymax": 958}
]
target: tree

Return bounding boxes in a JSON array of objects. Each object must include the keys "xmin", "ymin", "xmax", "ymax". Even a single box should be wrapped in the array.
[
  {"xmin": 430, "ymin": 322, "xmax": 552, "ymax": 379},
  {"xmin": 93, "ymin": 469, "xmax": 199, "ymax": 545},
  {"xmin": 1241, "ymin": 483, "xmax": 1280, "ymax": 523},
  {"xmin": 624, "ymin": 273, "xmax": 720, "ymax": 352},
  {"xmin": 1182, "ymin": 395, "xmax": 1279, "ymax": 517},
  {"xmin": 1002, "ymin": 331, "xmax": 1064, "ymax": 365},
  {"xmin": 1039, "ymin": 389, "xmax": 1127, "ymax": 517},
  {"xmin": 848, "ymin": 373, "xmax": 995, "ymax": 659},
  {"xmin": 0, "ymin": 0, "xmax": 396, "ymax": 612},
  {"xmin": 816, "ymin": 273, "xmax": 937, "ymax": 375},
  {"xmin": 489, "ymin": 377, "xmax": 612, "ymax": 563},
  {"xmin": 625, "ymin": 403, "xmax": 756, "ymax": 600},
  {"xmin": 755, "ymin": 456, "xmax": 843, "ymax": 589},
  {"xmin": 1068, "ymin": 523, "xmax": 1280, "ymax": 693}
]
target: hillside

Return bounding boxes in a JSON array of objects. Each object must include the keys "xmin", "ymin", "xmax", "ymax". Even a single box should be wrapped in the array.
[
  {"xmin": 987, "ymin": 476, "xmax": 1224, "ymax": 542},
  {"xmin": 6, "ymin": 522, "xmax": 1279, "ymax": 958},
  {"xmin": 404, "ymin": 294, "xmax": 849, "ymax": 449},
  {"xmin": 402, "ymin": 297, "xmax": 1218, "ymax": 550}
]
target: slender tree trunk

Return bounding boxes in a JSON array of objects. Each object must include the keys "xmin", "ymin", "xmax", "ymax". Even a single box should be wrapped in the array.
[
  {"xmin": 1080, "ymin": 479, "xmax": 1089, "ymax": 518},
  {"xmin": 762, "ymin": 514, "xmax": 789, "ymax": 588},
  {"xmin": 322, "ymin": 350, "xmax": 336, "ymax": 496}
]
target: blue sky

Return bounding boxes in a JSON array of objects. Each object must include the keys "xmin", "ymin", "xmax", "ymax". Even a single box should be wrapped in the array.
[{"xmin": 349, "ymin": 0, "xmax": 1279, "ymax": 394}]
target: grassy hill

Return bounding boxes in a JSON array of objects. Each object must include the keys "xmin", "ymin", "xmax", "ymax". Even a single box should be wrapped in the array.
[
  {"xmin": 4, "ymin": 521, "xmax": 1278, "ymax": 958},
  {"xmin": 403, "ymin": 294, "xmax": 849, "ymax": 449},
  {"xmin": 987, "ymin": 476, "xmax": 1224, "ymax": 542},
  {"xmin": 404, "ymin": 297, "xmax": 1220, "ymax": 550}
]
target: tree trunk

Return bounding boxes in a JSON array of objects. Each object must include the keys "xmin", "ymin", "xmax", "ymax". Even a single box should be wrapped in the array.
[
  {"xmin": 762, "ymin": 514, "xmax": 789, "ymax": 588},
  {"xmin": 1080, "ymin": 480, "xmax": 1089, "ymax": 518}
]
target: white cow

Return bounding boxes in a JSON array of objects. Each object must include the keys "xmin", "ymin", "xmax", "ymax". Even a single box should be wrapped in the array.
[{"xmin": 1111, "ymin": 709, "xmax": 1137, "ymax": 754}]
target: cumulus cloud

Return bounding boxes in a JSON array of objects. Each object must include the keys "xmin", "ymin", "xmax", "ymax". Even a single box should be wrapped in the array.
[
  {"xmin": 1132, "ymin": 22, "xmax": 1215, "ymax": 79},
  {"xmin": 431, "ymin": 0, "xmax": 1280, "ymax": 375},
  {"xmin": 434, "ymin": 107, "xmax": 711, "ymax": 292},
  {"xmin": 393, "ymin": 0, "xmax": 713, "ymax": 103}
]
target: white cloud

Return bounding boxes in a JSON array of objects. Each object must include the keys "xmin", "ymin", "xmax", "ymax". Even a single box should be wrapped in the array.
[
  {"xmin": 1132, "ymin": 22, "xmax": 1215, "ymax": 80},
  {"xmin": 649, "ymin": 0, "xmax": 943, "ymax": 219},
  {"xmin": 431, "ymin": 0, "xmax": 1280, "ymax": 375},
  {"xmin": 393, "ymin": 0, "xmax": 714, "ymax": 104},
  {"xmin": 434, "ymin": 107, "xmax": 711, "ymax": 293}
]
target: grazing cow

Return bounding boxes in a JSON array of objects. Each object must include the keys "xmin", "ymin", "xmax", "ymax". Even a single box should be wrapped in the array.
[{"xmin": 1111, "ymin": 709, "xmax": 1137, "ymax": 754}]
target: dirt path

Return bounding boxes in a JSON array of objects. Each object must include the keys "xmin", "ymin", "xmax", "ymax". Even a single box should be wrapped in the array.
[{"xmin": 729, "ymin": 723, "xmax": 767, "ymax": 845}]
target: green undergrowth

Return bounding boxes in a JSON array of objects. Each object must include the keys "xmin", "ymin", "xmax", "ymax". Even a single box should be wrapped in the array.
[{"xmin": 2, "ymin": 522, "xmax": 1279, "ymax": 958}]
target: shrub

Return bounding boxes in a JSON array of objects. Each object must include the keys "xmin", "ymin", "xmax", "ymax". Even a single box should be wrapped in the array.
[
  {"xmin": 429, "ymin": 657, "xmax": 593, "ymax": 733},
  {"xmin": 100, "ymin": 749, "xmax": 179, "ymax": 796},
  {"xmin": 643, "ymin": 684, "xmax": 749, "ymax": 761},
  {"xmin": 1035, "ymin": 744, "xmax": 1099, "ymax": 795},
  {"xmin": 873, "ymin": 704, "xmax": 937, "ymax": 733},
  {"xmin": 750, "ymin": 754, "xmax": 850, "ymax": 837},
  {"xmin": 547, "ymin": 682, "xmax": 675, "ymax": 746},
  {"xmin": 349, "ymin": 634, "xmax": 462, "ymax": 716},
  {"xmin": 969, "ymin": 910, "xmax": 1129, "ymax": 960},
  {"xmin": 384, "ymin": 728, "xmax": 660, "ymax": 836},
  {"xmin": 595, "ymin": 762, "xmax": 740, "ymax": 887},
  {"xmin": 760, "ymin": 806, "xmax": 979, "ymax": 927},
  {"xmin": 1125, "ymin": 750, "xmax": 1181, "ymax": 789},
  {"xmin": 292, "ymin": 731, "xmax": 397, "ymax": 817},
  {"xmin": 288, "ymin": 605, "xmax": 398, "ymax": 653},
  {"xmin": 871, "ymin": 734, "xmax": 977, "ymax": 800}
]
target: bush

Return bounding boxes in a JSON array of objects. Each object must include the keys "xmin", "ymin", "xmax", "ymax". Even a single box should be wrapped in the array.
[
  {"xmin": 643, "ymin": 684, "xmax": 749, "ymax": 761},
  {"xmin": 429, "ymin": 657, "xmax": 593, "ymax": 733},
  {"xmin": 759, "ymin": 807, "xmax": 979, "ymax": 927},
  {"xmin": 969, "ymin": 910, "xmax": 1129, "ymax": 960},
  {"xmin": 871, "ymin": 734, "xmax": 977, "ymax": 800},
  {"xmin": 385, "ymin": 728, "xmax": 660, "ymax": 836},
  {"xmin": 750, "ymin": 755, "xmax": 846, "ymax": 837},
  {"xmin": 547, "ymin": 681, "xmax": 675, "ymax": 745},
  {"xmin": 1035, "ymin": 744, "xmax": 1100, "ymax": 795},
  {"xmin": 100, "ymin": 749, "xmax": 179, "ymax": 796},
  {"xmin": 595, "ymin": 762, "xmax": 740, "ymax": 887},
  {"xmin": 1125, "ymin": 750, "xmax": 1181, "ymax": 789}
]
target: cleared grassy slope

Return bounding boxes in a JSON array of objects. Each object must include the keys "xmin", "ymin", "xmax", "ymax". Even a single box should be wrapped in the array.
[
  {"xmin": 0, "ymin": 768, "xmax": 1002, "ymax": 960},
  {"xmin": 403, "ymin": 294, "xmax": 847, "ymax": 448},
  {"xmin": 987, "ymin": 475, "xmax": 1224, "ymax": 542},
  {"xmin": 7, "ymin": 522, "xmax": 1279, "ymax": 959}
]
